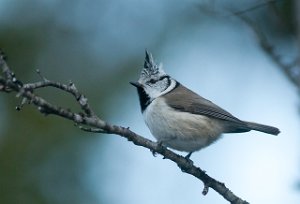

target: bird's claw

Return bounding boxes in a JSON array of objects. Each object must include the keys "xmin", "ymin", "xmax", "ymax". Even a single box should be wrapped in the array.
[{"xmin": 151, "ymin": 141, "xmax": 164, "ymax": 157}]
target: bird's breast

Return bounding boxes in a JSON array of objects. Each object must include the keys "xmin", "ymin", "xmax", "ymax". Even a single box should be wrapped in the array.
[{"xmin": 143, "ymin": 97, "xmax": 223, "ymax": 152}]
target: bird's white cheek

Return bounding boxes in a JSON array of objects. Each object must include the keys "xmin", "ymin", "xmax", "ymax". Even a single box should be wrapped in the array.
[{"xmin": 144, "ymin": 86, "xmax": 161, "ymax": 99}]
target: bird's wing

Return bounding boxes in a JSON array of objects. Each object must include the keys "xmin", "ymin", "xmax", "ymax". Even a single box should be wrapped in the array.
[{"xmin": 164, "ymin": 83, "xmax": 245, "ymax": 124}]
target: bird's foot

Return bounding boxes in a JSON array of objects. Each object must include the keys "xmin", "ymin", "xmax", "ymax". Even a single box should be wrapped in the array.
[
  {"xmin": 184, "ymin": 152, "xmax": 194, "ymax": 165},
  {"xmin": 185, "ymin": 152, "xmax": 193, "ymax": 159},
  {"xmin": 151, "ymin": 141, "xmax": 164, "ymax": 157}
]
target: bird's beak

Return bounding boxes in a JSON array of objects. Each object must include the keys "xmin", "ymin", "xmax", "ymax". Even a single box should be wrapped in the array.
[{"xmin": 130, "ymin": 81, "xmax": 142, "ymax": 88}]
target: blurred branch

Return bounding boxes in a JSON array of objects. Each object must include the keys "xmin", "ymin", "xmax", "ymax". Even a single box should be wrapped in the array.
[
  {"xmin": 229, "ymin": 0, "xmax": 282, "ymax": 17},
  {"xmin": 235, "ymin": 13, "xmax": 300, "ymax": 88},
  {"xmin": 0, "ymin": 50, "xmax": 249, "ymax": 204}
]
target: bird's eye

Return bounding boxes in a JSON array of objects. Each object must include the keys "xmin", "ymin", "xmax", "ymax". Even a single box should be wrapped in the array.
[{"xmin": 149, "ymin": 79, "xmax": 156, "ymax": 84}]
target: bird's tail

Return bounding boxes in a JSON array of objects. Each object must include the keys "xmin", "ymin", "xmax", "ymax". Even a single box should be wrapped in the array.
[{"xmin": 245, "ymin": 121, "xmax": 280, "ymax": 135}]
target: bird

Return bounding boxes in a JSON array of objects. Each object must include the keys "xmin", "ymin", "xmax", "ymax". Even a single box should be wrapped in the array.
[{"xmin": 130, "ymin": 51, "xmax": 280, "ymax": 158}]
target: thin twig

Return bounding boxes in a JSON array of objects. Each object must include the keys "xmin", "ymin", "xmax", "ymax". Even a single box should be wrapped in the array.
[
  {"xmin": 23, "ymin": 75, "xmax": 95, "ymax": 117},
  {"xmin": 0, "ymin": 50, "xmax": 249, "ymax": 204}
]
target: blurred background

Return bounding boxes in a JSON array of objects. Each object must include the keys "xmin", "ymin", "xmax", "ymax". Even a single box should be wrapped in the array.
[{"xmin": 0, "ymin": 0, "xmax": 299, "ymax": 203}]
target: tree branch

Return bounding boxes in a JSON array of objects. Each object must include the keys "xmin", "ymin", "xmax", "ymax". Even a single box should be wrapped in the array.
[{"xmin": 0, "ymin": 50, "xmax": 249, "ymax": 204}]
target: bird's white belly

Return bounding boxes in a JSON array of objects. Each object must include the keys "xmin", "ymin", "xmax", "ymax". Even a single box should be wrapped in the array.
[{"xmin": 143, "ymin": 98, "xmax": 223, "ymax": 152}]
